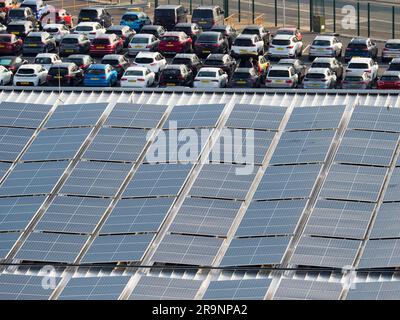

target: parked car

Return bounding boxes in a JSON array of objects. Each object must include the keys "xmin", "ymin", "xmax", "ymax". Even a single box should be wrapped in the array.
[
  {"xmin": 73, "ymin": 22, "xmax": 106, "ymax": 41},
  {"xmin": 0, "ymin": 65, "xmax": 13, "ymax": 85},
  {"xmin": 139, "ymin": 25, "xmax": 166, "ymax": 39},
  {"xmin": 13, "ymin": 63, "xmax": 47, "ymax": 86},
  {"xmin": 47, "ymin": 62, "xmax": 84, "ymax": 86},
  {"xmin": 265, "ymin": 65, "xmax": 298, "ymax": 88},
  {"xmin": 382, "ymin": 39, "xmax": 400, "ymax": 63},
  {"xmin": 78, "ymin": 7, "xmax": 112, "ymax": 28},
  {"xmin": 268, "ymin": 34, "xmax": 303, "ymax": 59},
  {"xmin": 311, "ymin": 57, "xmax": 344, "ymax": 80},
  {"xmin": 64, "ymin": 54, "xmax": 94, "ymax": 71},
  {"xmin": 153, "ymin": 4, "xmax": 188, "ymax": 30},
  {"xmin": 0, "ymin": 56, "xmax": 27, "ymax": 73},
  {"xmin": 345, "ymin": 57, "xmax": 379, "ymax": 80},
  {"xmin": 106, "ymin": 25, "xmax": 136, "ymax": 47},
  {"xmin": 345, "ymin": 37, "xmax": 378, "ymax": 62},
  {"xmin": 341, "ymin": 72, "xmax": 373, "ymax": 89},
  {"xmin": 377, "ymin": 71, "xmax": 400, "ymax": 89},
  {"xmin": 278, "ymin": 58, "xmax": 307, "ymax": 81},
  {"xmin": 120, "ymin": 66, "xmax": 155, "ymax": 87},
  {"xmin": 59, "ymin": 34, "xmax": 90, "ymax": 55},
  {"xmin": 128, "ymin": 34, "xmax": 159, "ymax": 56},
  {"xmin": 191, "ymin": 5, "xmax": 224, "ymax": 30},
  {"xmin": 133, "ymin": 51, "xmax": 166, "ymax": 75},
  {"xmin": 159, "ymin": 64, "xmax": 193, "ymax": 87},
  {"xmin": 210, "ymin": 24, "xmax": 237, "ymax": 46},
  {"xmin": 275, "ymin": 27, "xmax": 303, "ymax": 41},
  {"xmin": 231, "ymin": 34, "xmax": 264, "ymax": 58},
  {"xmin": 193, "ymin": 67, "xmax": 228, "ymax": 88},
  {"xmin": 22, "ymin": 32, "xmax": 56, "ymax": 55},
  {"xmin": 173, "ymin": 22, "xmax": 202, "ymax": 41},
  {"xmin": 42, "ymin": 23, "xmax": 70, "ymax": 44},
  {"xmin": 303, "ymin": 67, "xmax": 337, "ymax": 89},
  {"xmin": 194, "ymin": 31, "xmax": 228, "ymax": 57},
  {"xmin": 170, "ymin": 53, "xmax": 202, "ymax": 76},
  {"xmin": 241, "ymin": 25, "xmax": 271, "ymax": 48},
  {"xmin": 101, "ymin": 54, "xmax": 130, "ymax": 78},
  {"xmin": 0, "ymin": 33, "xmax": 22, "ymax": 54},
  {"xmin": 8, "ymin": 7, "xmax": 37, "ymax": 25},
  {"xmin": 388, "ymin": 58, "xmax": 400, "ymax": 71},
  {"xmin": 203, "ymin": 53, "xmax": 236, "ymax": 78},
  {"xmin": 120, "ymin": 10, "xmax": 151, "ymax": 32},
  {"xmin": 34, "ymin": 53, "xmax": 61, "ymax": 70},
  {"xmin": 158, "ymin": 31, "xmax": 193, "ymax": 55},
  {"xmin": 89, "ymin": 34, "xmax": 124, "ymax": 56},
  {"xmin": 20, "ymin": 0, "xmax": 45, "ymax": 20},
  {"xmin": 309, "ymin": 35, "xmax": 342, "ymax": 60},
  {"xmin": 83, "ymin": 64, "xmax": 118, "ymax": 87},
  {"xmin": 236, "ymin": 55, "xmax": 270, "ymax": 79},
  {"xmin": 229, "ymin": 67, "xmax": 261, "ymax": 88},
  {"xmin": 6, "ymin": 20, "xmax": 35, "ymax": 39}
]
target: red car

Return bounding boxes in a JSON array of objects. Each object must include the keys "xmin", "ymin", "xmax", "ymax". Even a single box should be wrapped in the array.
[
  {"xmin": 158, "ymin": 31, "xmax": 193, "ymax": 55},
  {"xmin": 89, "ymin": 34, "xmax": 124, "ymax": 56},
  {"xmin": 0, "ymin": 33, "xmax": 22, "ymax": 54},
  {"xmin": 377, "ymin": 71, "xmax": 400, "ymax": 89}
]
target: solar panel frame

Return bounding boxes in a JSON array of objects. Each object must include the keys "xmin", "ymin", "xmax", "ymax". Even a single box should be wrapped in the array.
[
  {"xmin": 0, "ymin": 102, "xmax": 52, "ymax": 128},
  {"xmin": 0, "ymin": 127, "xmax": 34, "ymax": 161},
  {"xmin": 348, "ymin": 106, "xmax": 400, "ymax": 132}
]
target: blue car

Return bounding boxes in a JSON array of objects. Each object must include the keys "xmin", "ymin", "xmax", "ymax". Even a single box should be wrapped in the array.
[
  {"xmin": 83, "ymin": 64, "xmax": 118, "ymax": 87},
  {"xmin": 120, "ymin": 11, "xmax": 151, "ymax": 32},
  {"xmin": 345, "ymin": 38, "xmax": 378, "ymax": 62}
]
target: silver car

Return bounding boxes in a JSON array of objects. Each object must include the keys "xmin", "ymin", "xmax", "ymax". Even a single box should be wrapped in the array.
[
  {"xmin": 303, "ymin": 67, "xmax": 337, "ymax": 89},
  {"xmin": 341, "ymin": 72, "xmax": 373, "ymax": 89},
  {"xmin": 309, "ymin": 35, "xmax": 343, "ymax": 60},
  {"xmin": 265, "ymin": 65, "xmax": 299, "ymax": 88},
  {"xmin": 128, "ymin": 34, "xmax": 159, "ymax": 56}
]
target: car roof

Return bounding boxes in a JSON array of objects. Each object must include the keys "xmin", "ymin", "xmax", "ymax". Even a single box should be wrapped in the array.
[
  {"xmin": 350, "ymin": 37, "xmax": 369, "ymax": 43},
  {"xmin": 175, "ymin": 22, "xmax": 195, "ymax": 27},
  {"xmin": 194, "ymin": 5, "xmax": 219, "ymax": 9},
  {"xmin": 67, "ymin": 54, "xmax": 90, "ymax": 59},
  {"xmin": 382, "ymin": 70, "xmax": 400, "ymax": 76},
  {"xmin": 27, "ymin": 32, "xmax": 47, "ymax": 37},
  {"xmin": 235, "ymin": 67, "xmax": 254, "ymax": 73},
  {"xmin": 313, "ymin": 57, "xmax": 335, "ymax": 63},
  {"xmin": 122, "ymin": 11, "xmax": 140, "ymax": 16},
  {"xmin": 314, "ymin": 35, "xmax": 334, "ymax": 41},
  {"xmin": 307, "ymin": 67, "xmax": 330, "ymax": 73},
  {"xmin": 44, "ymin": 24, "xmax": 65, "ymax": 28},
  {"xmin": 89, "ymin": 64, "xmax": 109, "ymax": 69},
  {"xmin": 156, "ymin": 4, "xmax": 183, "ymax": 9},
  {"xmin": 49, "ymin": 62, "xmax": 75, "ymax": 69},
  {"xmin": 206, "ymin": 53, "xmax": 226, "ymax": 59},
  {"xmin": 386, "ymin": 39, "xmax": 400, "ymax": 44},
  {"xmin": 136, "ymin": 51, "xmax": 158, "ymax": 58},
  {"xmin": 108, "ymin": 25, "xmax": 129, "ymax": 30},
  {"xmin": 237, "ymin": 34, "xmax": 255, "ymax": 39},
  {"xmin": 63, "ymin": 34, "xmax": 82, "ymax": 39},
  {"xmin": 9, "ymin": 20, "xmax": 31, "ymax": 25},
  {"xmin": 278, "ymin": 58, "xmax": 297, "ymax": 64},
  {"xmin": 19, "ymin": 64, "xmax": 41, "ymax": 69},
  {"xmin": 94, "ymin": 33, "xmax": 115, "ymax": 39},
  {"xmin": 141, "ymin": 25, "xmax": 163, "ymax": 30},
  {"xmin": 133, "ymin": 33, "xmax": 153, "ymax": 38},
  {"xmin": 278, "ymin": 27, "xmax": 297, "ymax": 31},
  {"xmin": 77, "ymin": 22, "xmax": 100, "ymax": 26},
  {"xmin": 273, "ymin": 34, "xmax": 293, "ymax": 40},
  {"xmin": 35, "ymin": 53, "xmax": 58, "ymax": 58},
  {"xmin": 126, "ymin": 66, "xmax": 149, "ymax": 72},
  {"xmin": 102, "ymin": 54, "xmax": 124, "ymax": 60},
  {"xmin": 348, "ymin": 57, "xmax": 373, "ymax": 63},
  {"xmin": 163, "ymin": 31, "xmax": 185, "ymax": 37},
  {"xmin": 269, "ymin": 65, "xmax": 291, "ymax": 70},
  {"xmin": 211, "ymin": 24, "xmax": 228, "ymax": 30},
  {"xmin": 198, "ymin": 67, "xmax": 220, "ymax": 72},
  {"xmin": 174, "ymin": 53, "xmax": 197, "ymax": 59},
  {"xmin": 164, "ymin": 64, "xmax": 185, "ymax": 69},
  {"xmin": 243, "ymin": 25, "xmax": 261, "ymax": 30},
  {"xmin": 391, "ymin": 58, "xmax": 400, "ymax": 63},
  {"xmin": 200, "ymin": 31, "xmax": 221, "ymax": 36}
]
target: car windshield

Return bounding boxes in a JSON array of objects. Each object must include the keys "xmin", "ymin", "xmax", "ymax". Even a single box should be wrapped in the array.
[
  {"xmin": 101, "ymin": 59, "xmax": 118, "ymax": 65},
  {"xmin": 0, "ymin": 36, "xmax": 11, "ymax": 43},
  {"xmin": 62, "ymin": 38, "xmax": 78, "ymax": 44},
  {"xmin": 17, "ymin": 68, "xmax": 35, "ymax": 75},
  {"xmin": 276, "ymin": 29, "xmax": 294, "ymax": 35},
  {"xmin": 192, "ymin": 10, "xmax": 213, "ymax": 19},
  {"xmin": 388, "ymin": 63, "xmax": 400, "ymax": 71},
  {"xmin": 160, "ymin": 36, "xmax": 179, "ymax": 42},
  {"xmin": 0, "ymin": 58, "xmax": 12, "ymax": 66},
  {"xmin": 92, "ymin": 38, "xmax": 111, "ymax": 45},
  {"xmin": 242, "ymin": 29, "xmax": 259, "ymax": 35},
  {"xmin": 312, "ymin": 63, "xmax": 330, "ymax": 68},
  {"xmin": 272, "ymin": 39, "xmax": 290, "ymax": 46},
  {"xmin": 268, "ymin": 70, "xmax": 289, "ymax": 77},
  {"xmin": 35, "ymin": 57, "xmax": 52, "ymax": 64},
  {"xmin": 172, "ymin": 58, "xmax": 190, "ymax": 65},
  {"xmin": 163, "ymin": 69, "xmax": 180, "ymax": 76},
  {"xmin": 7, "ymin": 25, "xmax": 25, "ymax": 32},
  {"xmin": 122, "ymin": 14, "xmax": 138, "ymax": 22},
  {"xmin": 348, "ymin": 63, "xmax": 369, "ymax": 69},
  {"xmin": 25, "ymin": 36, "xmax": 42, "ymax": 44},
  {"xmin": 381, "ymin": 75, "xmax": 399, "ymax": 81},
  {"xmin": 135, "ymin": 57, "xmax": 154, "ymax": 64},
  {"xmin": 197, "ymin": 71, "xmax": 216, "ymax": 77},
  {"xmin": 48, "ymin": 67, "xmax": 69, "ymax": 76},
  {"xmin": 205, "ymin": 59, "xmax": 223, "ymax": 66},
  {"xmin": 131, "ymin": 37, "xmax": 149, "ymax": 43},
  {"xmin": 344, "ymin": 76, "xmax": 364, "ymax": 81},
  {"xmin": 106, "ymin": 30, "xmax": 122, "ymax": 36},
  {"xmin": 174, "ymin": 27, "xmax": 191, "ymax": 35},
  {"xmin": 306, "ymin": 73, "xmax": 325, "ymax": 79},
  {"xmin": 197, "ymin": 33, "xmax": 218, "ymax": 43},
  {"xmin": 312, "ymin": 40, "xmax": 331, "ymax": 46},
  {"xmin": 234, "ymin": 38, "xmax": 254, "ymax": 46},
  {"xmin": 76, "ymin": 26, "xmax": 93, "ymax": 32},
  {"xmin": 0, "ymin": 3, "xmax": 5, "ymax": 8},
  {"xmin": 154, "ymin": 8, "xmax": 175, "ymax": 17},
  {"xmin": 233, "ymin": 72, "xmax": 251, "ymax": 79},
  {"xmin": 385, "ymin": 43, "xmax": 400, "ymax": 49},
  {"xmin": 348, "ymin": 43, "xmax": 367, "ymax": 50},
  {"xmin": 20, "ymin": 4, "xmax": 37, "ymax": 12},
  {"xmin": 125, "ymin": 69, "xmax": 144, "ymax": 76},
  {"xmin": 80, "ymin": 10, "xmax": 98, "ymax": 19},
  {"xmin": 66, "ymin": 58, "xmax": 83, "ymax": 65},
  {"xmin": 45, "ymin": 28, "xmax": 60, "ymax": 33},
  {"xmin": 87, "ymin": 68, "xmax": 105, "ymax": 75},
  {"xmin": 9, "ymin": 10, "xmax": 25, "ymax": 18}
]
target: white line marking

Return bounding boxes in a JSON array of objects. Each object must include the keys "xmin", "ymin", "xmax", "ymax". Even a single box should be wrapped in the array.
[{"xmin": 302, "ymin": 44, "xmax": 310, "ymax": 55}]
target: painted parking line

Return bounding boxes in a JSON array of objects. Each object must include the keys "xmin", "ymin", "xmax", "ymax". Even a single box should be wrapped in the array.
[{"xmin": 302, "ymin": 44, "xmax": 310, "ymax": 55}]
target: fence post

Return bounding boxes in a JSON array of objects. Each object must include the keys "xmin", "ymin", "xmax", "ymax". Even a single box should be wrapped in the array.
[
  {"xmin": 297, "ymin": 0, "xmax": 300, "ymax": 29},
  {"xmin": 238, "ymin": 0, "xmax": 241, "ymax": 22},
  {"xmin": 357, "ymin": 1, "xmax": 360, "ymax": 36},
  {"xmin": 252, "ymin": 0, "xmax": 255, "ymax": 24},
  {"xmin": 189, "ymin": 0, "xmax": 192, "ymax": 15},
  {"xmin": 393, "ymin": 6, "xmax": 396, "ymax": 39},
  {"xmin": 274, "ymin": 0, "xmax": 277, "ymax": 26},
  {"xmin": 310, "ymin": 0, "xmax": 313, "ymax": 32},
  {"xmin": 367, "ymin": 2, "xmax": 370, "ymax": 37},
  {"xmin": 333, "ymin": 0, "xmax": 336, "ymax": 33}
]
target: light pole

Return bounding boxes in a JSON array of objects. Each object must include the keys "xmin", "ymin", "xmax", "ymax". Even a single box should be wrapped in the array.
[{"xmin": 283, "ymin": 0, "xmax": 286, "ymax": 27}]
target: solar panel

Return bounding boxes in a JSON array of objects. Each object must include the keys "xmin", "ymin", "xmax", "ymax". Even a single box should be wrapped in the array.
[
  {"xmin": 319, "ymin": 164, "xmax": 387, "ymax": 202},
  {"xmin": 0, "ymin": 274, "xmax": 60, "ymax": 300},
  {"xmin": 0, "ymin": 161, "xmax": 11, "ymax": 180},
  {"xmin": 290, "ymin": 236, "xmax": 361, "ymax": 268},
  {"xmin": 163, "ymin": 104, "xmax": 225, "ymax": 129},
  {"xmin": 359, "ymin": 239, "xmax": 400, "ymax": 268},
  {"xmin": 22, "ymin": 128, "xmax": 91, "ymax": 161},
  {"xmin": 35, "ymin": 196, "xmax": 111, "ymax": 234},
  {"xmin": 203, "ymin": 278, "xmax": 272, "ymax": 300},
  {"xmin": 347, "ymin": 281, "xmax": 400, "ymax": 300},
  {"xmin": 100, "ymin": 197, "xmax": 174, "ymax": 234},
  {"xmin": 304, "ymin": 200, "xmax": 375, "ymax": 239},
  {"xmin": 0, "ymin": 161, "xmax": 68, "ymax": 196},
  {"xmin": 45, "ymin": 103, "xmax": 107, "ymax": 128},
  {"xmin": 383, "ymin": 168, "xmax": 400, "ymax": 202},
  {"xmin": 189, "ymin": 163, "xmax": 257, "ymax": 200},
  {"xmin": 15, "ymin": 232, "xmax": 88, "ymax": 263},
  {"xmin": 83, "ymin": 128, "xmax": 148, "ymax": 162},
  {"xmin": 123, "ymin": 163, "xmax": 192, "ymax": 198},
  {"xmin": 58, "ymin": 276, "xmax": 129, "ymax": 300},
  {"xmin": 168, "ymin": 197, "xmax": 242, "ymax": 237},
  {"xmin": 0, "ymin": 232, "xmax": 20, "ymax": 259},
  {"xmin": 348, "ymin": 106, "xmax": 400, "ymax": 132},
  {"xmin": 105, "ymin": 103, "xmax": 167, "ymax": 128},
  {"xmin": 270, "ymin": 130, "xmax": 335, "ymax": 165},
  {"xmin": 253, "ymin": 164, "xmax": 322, "ymax": 200},
  {"xmin": 285, "ymin": 106, "xmax": 346, "ymax": 131},
  {"xmin": 334, "ymin": 130, "xmax": 399, "ymax": 166},
  {"xmin": 81, "ymin": 234, "xmax": 154, "ymax": 263},
  {"xmin": 129, "ymin": 276, "xmax": 202, "ymax": 300},
  {"xmin": 60, "ymin": 161, "xmax": 132, "ymax": 197},
  {"xmin": 225, "ymin": 104, "xmax": 286, "ymax": 130},
  {"xmin": 151, "ymin": 234, "xmax": 224, "ymax": 266},
  {"xmin": 235, "ymin": 199, "xmax": 307, "ymax": 237},
  {"xmin": 0, "ymin": 127, "xmax": 33, "ymax": 161},
  {"xmin": 274, "ymin": 279, "xmax": 343, "ymax": 300},
  {"xmin": 0, "ymin": 102, "xmax": 51, "ymax": 128},
  {"xmin": 371, "ymin": 203, "xmax": 400, "ymax": 239},
  {"xmin": 0, "ymin": 196, "xmax": 46, "ymax": 232}
]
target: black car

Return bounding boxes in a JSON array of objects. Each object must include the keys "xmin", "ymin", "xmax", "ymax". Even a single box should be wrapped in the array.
[
  {"xmin": 47, "ymin": 62, "xmax": 84, "ymax": 86},
  {"xmin": 101, "ymin": 54, "xmax": 130, "ymax": 78},
  {"xmin": 241, "ymin": 25, "xmax": 271, "ymax": 48},
  {"xmin": 210, "ymin": 24, "xmax": 237, "ymax": 47},
  {"xmin": 171, "ymin": 53, "xmax": 202, "ymax": 76},
  {"xmin": 59, "ymin": 34, "xmax": 90, "ymax": 56},
  {"xmin": 78, "ymin": 7, "xmax": 112, "ymax": 28},
  {"xmin": 106, "ymin": 25, "xmax": 136, "ymax": 47},
  {"xmin": 229, "ymin": 67, "xmax": 261, "ymax": 88},
  {"xmin": 310, "ymin": 57, "xmax": 344, "ymax": 80},
  {"xmin": 64, "ymin": 54, "xmax": 94, "ymax": 71},
  {"xmin": 173, "ymin": 22, "xmax": 202, "ymax": 41},
  {"xmin": 159, "ymin": 64, "xmax": 193, "ymax": 87},
  {"xmin": 153, "ymin": 4, "xmax": 188, "ymax": 30},
  {"xmin": 278, "ymin": 58, "xmax": 307, "ymax": 81},
  {"xmin": 0, "ymin": 56, "xmax": 27, "ymax": 73},
  {"xmin": 203, "ymin": 53, "xmax": 236, "ymax": 78},
  {"xmin": 194, "ymin": 31, "xmax": 228, "ymax": 57},
  {"xmin": 140, "ymin": 25, "xmax": 166, "ymax": 39}
]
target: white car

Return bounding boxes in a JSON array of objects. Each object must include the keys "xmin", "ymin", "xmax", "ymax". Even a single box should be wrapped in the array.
[
  {"xmin": 303, "ymin": 67, "xmax": 337, "ymax": 89},
  {"xmin": 133, "ymin": 51, "xmax": 166, "ymax": 75},
  {"xmin": 265, "ymin": 65, "xmax": 299, "ymax": 88},
  {"xmin": 120, "ymin": 67, "xmax": 155, "ymax": 88},
  {"xmin": 382, "ymin": 39, "xmax": 400, "ymax": 63},
  {"xmin": 73, "ymin": 22, "xmax": 106, "ymax": 40},
  {"xmin": 13, "ymin": 64, "xmax": 48, "ymax": 86},
  {"xmin": 268, "ymin": 34, "xmax": 303, "ymax": 59},
  {"xmin": 341, "ymin": 72, "xmax": 373, "ymax": 89},
  {"xmin": 231, "ymin": 34, "xmax": 264, "ymax": 58},
  {"xmin": 345, "ymin": 57, "xmax": 379, "ymax": 80},
  {"xmin": 309, "ymin": 35, "xmax": 343, "ymax": 60},
  {"xmin": 193, "ymin": 67, "xmax": 228, "ymax": 88},
  {"xmin": 128, "ymin": 34, "xmax": 159, "ymax": 56},
  {"xmin": 34, "ymin": 53, "xmax": 62, "ymax": 70},
  {"xmin": 0, "ymin": 65, "xmax": 13, "ymax": 85},
  {"xmin": 43, "ymin": 24, "xmax": 70, "ymax": 43}
]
